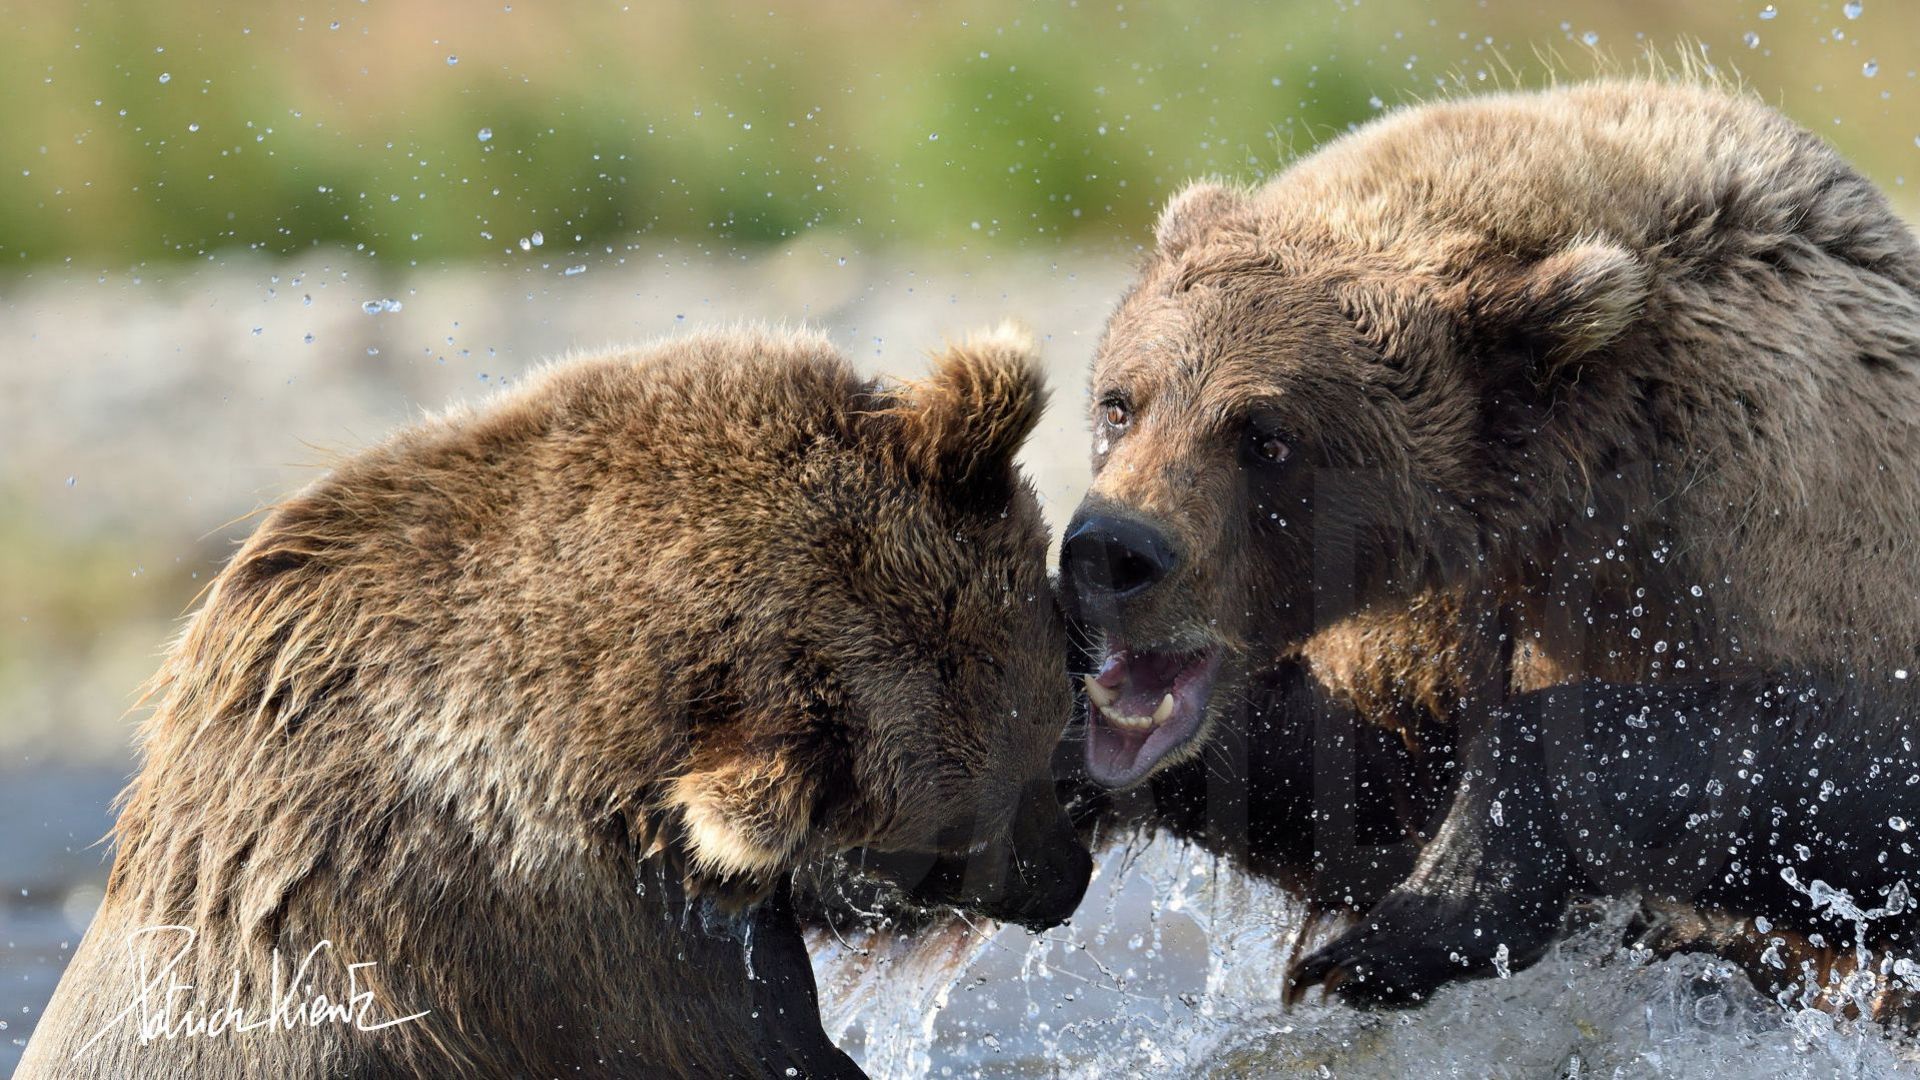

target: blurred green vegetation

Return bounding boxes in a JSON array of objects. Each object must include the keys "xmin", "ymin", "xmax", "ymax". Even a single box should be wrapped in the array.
[{"xmin": 4, "ymin": 0, "xmax": 1917, "ymax": 269}]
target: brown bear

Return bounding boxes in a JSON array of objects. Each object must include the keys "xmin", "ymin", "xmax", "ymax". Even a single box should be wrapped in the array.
[
  {"xmin": 18, "ymin": 326, "xmax": 1091, "ymax": 1078},
  {"xmin": 1057, "ymin": 78, "xmax": 1920, "ymax": 1011}
]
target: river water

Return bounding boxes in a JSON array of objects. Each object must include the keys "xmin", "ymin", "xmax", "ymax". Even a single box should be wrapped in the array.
[{"xmin": 810, "ymin": 837, "xmax": 1919, "ymax": 1077}]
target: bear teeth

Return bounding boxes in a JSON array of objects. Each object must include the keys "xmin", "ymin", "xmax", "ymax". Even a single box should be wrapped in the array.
[
  {"xmin": 1096, "ymin": 694, "xmax": 1176, "ymax": 731},
  {"xmin": 1082, "ymin": 675, "xmax": 1119, "ymax": 709}
]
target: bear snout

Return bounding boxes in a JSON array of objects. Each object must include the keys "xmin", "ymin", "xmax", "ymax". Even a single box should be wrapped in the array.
[
  {"xmin": 914, "ymin": 778, "xmax": 1093, "ymax": 931},
  {"xmin": 856, "ymin": 776, "xmax": 1093, "ymax": 931},
  {"xmin": 1061, "ymin": 511, "xmax": 1179, "ymax": 611}
]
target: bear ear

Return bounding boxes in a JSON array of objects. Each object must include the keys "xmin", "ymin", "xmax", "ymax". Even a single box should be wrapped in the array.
[
  {"xmin": 869, "ymin": 323, "xmax": 1046, "ymax": 499},
  {"xmin": 1154, "ymin": 180, "xmax": 1243, "ymax": 258},
  {"xmin": 1466, "ymin": 239, "xmax": 1651, "ymax": 373},
  {"xmin": 668, "ymin": 749, "xmax": 819, "ymax": 886}
]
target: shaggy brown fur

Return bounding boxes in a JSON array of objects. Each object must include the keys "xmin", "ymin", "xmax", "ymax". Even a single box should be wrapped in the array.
[
  {"xmin": 1061, "ymin": 78, "xmax": 1920, "ymax": 1003},
  {"xmin": 20, "ymin": 327, "xmax": 1076, "ymax": 1078},
  {"xmin": 1085, "ymin": 76, "xmax": 1920, "ymax": 715}
]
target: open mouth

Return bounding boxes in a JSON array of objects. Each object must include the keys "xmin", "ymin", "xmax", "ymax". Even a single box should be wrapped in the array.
[{"xmin": 1082, "ymin": 643, "xmax": 1221, "ymax": 789}]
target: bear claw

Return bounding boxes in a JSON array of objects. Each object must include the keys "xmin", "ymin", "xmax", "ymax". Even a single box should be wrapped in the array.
[{"xmin": 1284, "ymin": 931, "xmax": 1443, "ymax": 1009}]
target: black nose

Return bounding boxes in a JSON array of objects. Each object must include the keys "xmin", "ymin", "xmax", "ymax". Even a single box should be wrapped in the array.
[{"xmin": 1061, "ymin": 514, "xmax": 1177, "ymax": 600}]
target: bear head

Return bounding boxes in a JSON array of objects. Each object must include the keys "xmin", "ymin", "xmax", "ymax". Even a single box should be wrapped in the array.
[
  {"xmin": 1061, "ymin": 179, "xmax": 1652, "ymax": 788},
  {"xmin": 655, "ymin": 328, "xmax": 1089, "ymax": 916}
]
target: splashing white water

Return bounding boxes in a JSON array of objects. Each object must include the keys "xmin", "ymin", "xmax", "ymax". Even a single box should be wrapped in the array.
[{"xmin": 811, "ymin": 834, "xmax": 1920, "ymax": 1078}]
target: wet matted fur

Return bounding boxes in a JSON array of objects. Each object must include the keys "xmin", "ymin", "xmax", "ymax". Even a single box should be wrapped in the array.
[{"xmin": 20, "ymin": 326, "xmax": 1078, "ymax": 1078}]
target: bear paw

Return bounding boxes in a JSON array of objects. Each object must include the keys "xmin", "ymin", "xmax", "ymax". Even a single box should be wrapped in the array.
[{"xmin": 1284, "ymin": 892, "xmax": 1547, "ymax": 1009}]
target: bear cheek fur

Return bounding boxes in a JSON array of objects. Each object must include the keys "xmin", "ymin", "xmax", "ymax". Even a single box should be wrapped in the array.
[
  {"xmin": 670, "ymin": 750, "xmax": 821, "ymax": 881},
  {"xmin": 846, "ymin": 536, "xmax": 1071, "ymax": 857}
]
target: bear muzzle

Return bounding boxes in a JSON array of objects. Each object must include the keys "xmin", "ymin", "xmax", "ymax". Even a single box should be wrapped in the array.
[{"xmin": 849, "ymin": 776, "xmax": 1093, "ymax": 931}]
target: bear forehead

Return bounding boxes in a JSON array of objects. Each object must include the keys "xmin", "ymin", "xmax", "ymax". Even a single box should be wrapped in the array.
[{"xmin": 1097, "ymin": 275, "xmax": 1381, "ymax": 411}]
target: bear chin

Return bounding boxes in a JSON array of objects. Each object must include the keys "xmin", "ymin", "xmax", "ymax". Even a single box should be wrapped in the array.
[{"xmin": 1081, "ymin": 643, "xmax": 1221, "ymax": 788}]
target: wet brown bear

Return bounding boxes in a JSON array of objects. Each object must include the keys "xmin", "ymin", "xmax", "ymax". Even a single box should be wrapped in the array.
[
  {"xmin": 1060, "ymin": 79, "xmax": 1920, "ymax": 1009},
  {"xmin": 20, "ymin": 327, "xmax": 1090, "ymax": 1078}
]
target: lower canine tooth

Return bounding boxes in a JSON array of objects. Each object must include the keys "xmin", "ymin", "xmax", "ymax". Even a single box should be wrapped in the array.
[{"xmin": 1153, "ymin": 693, "xmax": 1175, "ymax": 724}]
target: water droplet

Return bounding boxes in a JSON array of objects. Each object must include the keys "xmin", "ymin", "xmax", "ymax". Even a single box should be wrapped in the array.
[
  {"xmin": 1581, "ymin": 30, "xmax": 1599, "ymax": 46},
  {"xmin": 64, "ymin": 475, "xmax": 76, "ymax": 488},
  {"xmin": 186, "ymin": 122, "xmax": 199, "ymax": 133},
  {"xmin": 1845, "ymin": 0, "xmax": 1863, "ymax": 17},
  {"xmin": 1893, "ymin": 816, "xmax": 1910, "ymax": 832},
  {"xmin": 303, "ymin": 332, "xmax": 315, "ymax": 344},
  {"xmin": 562, "ymin": 264, "xmax": 586, "ymax": 276},
  {"xmin": 477, "ymin": 127, "xmax": 493, "ymax": 142},
  {"xmin": 1864, "ymin": 59, "xmax": 1879, "ymax": 77},
  {"xmin": 530, "ymin": 229, "xmax": 543, "ymax": 246},
  {"xmin": 518, "ymin": 237, "xmax": 531, "ymax": 251},
  {"xmin": 1759, "ymin": 4, "xmax": 1778, "ymax": 18},
  {"xmin": 928, "ymin": 132, "xmax": 940, "ymax": 141},
  {"xmin": 446, "ymin": 55, "xmax": 459, "ymax": 66},
  {"xmin": 1743, "ymin": 31, "xmax": 1761, "ymax": 48},
  {"xmin": 157, "ymin": 72, "xmax": 171, "ymax": 83}
]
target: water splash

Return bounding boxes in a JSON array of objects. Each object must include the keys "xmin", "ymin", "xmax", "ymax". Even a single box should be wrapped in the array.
[{"xmin": 813, "ymin": 835, "xmax": 1920, "ymax": 1077}]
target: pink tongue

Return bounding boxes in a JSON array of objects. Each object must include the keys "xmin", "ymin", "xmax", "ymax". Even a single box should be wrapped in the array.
[{"xmin": 1089, "ymin": 722, "xmax": 1149, "ymax": 781}]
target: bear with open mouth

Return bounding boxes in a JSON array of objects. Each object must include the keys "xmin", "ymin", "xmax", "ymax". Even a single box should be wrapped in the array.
[{"xmin": 1060, "ymin": 77, "xmax": 1920, "ymax": 1014}]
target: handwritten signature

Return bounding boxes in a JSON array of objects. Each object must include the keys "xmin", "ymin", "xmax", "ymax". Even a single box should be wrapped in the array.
[{"xmin": 76, "ymin": 925, "xmax": 430, "ymax": 1060}]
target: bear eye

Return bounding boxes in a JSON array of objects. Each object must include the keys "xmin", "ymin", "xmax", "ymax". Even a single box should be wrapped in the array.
[
  {"xmin": 1250, "ymin": 430, "xmax": 1291, "ymax": 465},
  {"xmin": 1101, "ymin": 398, "xmax": 1130, "ymax": 429}
]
